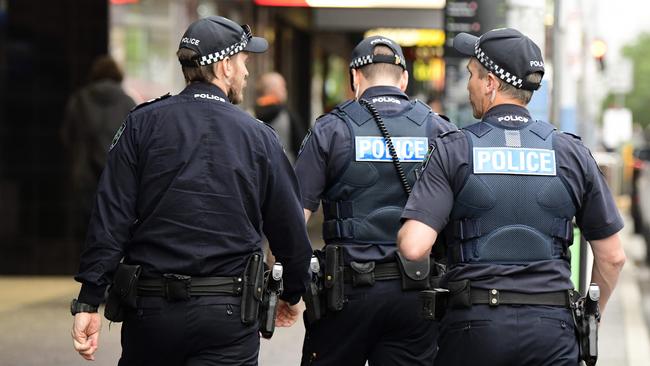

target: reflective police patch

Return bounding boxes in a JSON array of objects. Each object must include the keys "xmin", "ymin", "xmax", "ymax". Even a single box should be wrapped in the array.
[
  {"xmin": 298, "ymin": 128, "xmax": 313, "ymax": 157},
  {"xmin": 473, "ymin": 147, "xmax": 556, "ymax": 175},
  {"xmin": 355, "ymin": 136, "xmax": 428, "ymax": 162},
  {"xmin": 416, "ymin": 143, "xmax": 436, "ymax": 180},
  {"xmin": 109, "ymin": 120, "xmax": 127, "ymax": 151}
]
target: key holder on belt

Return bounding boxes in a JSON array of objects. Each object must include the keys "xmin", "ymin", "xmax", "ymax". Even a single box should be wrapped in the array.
[{"xmin": 358, "ymin": 99, "xmax": 412, "ymax": 195}]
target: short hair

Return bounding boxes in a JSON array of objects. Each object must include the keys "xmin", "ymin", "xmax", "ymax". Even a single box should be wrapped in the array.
[
  {"xmin": 473, "ymin": 59, "xmax": 542, "ymax": 105},
  {"xmin": 88, "ymin": 55, "xmax": 123, "ymax": 83},
  {"xmin": 358, "ymin": 45, "xmax": 403, "ymax": 84},
  {"xmin": 176, "ymin": 48, "xmax": 217, "ymax": 83}
]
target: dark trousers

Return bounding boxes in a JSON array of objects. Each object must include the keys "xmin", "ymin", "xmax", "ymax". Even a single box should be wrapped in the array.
[
  {"xmin": 301, "ymin": 280, "xmax": 438, "ymax": 366},
  {"xmin": 435, "ymin": 304, "xmax": 579, "ymax": 366},
  {"xmin": 118, "ymin": 296, "xmax": 259, "ymax": 366}
]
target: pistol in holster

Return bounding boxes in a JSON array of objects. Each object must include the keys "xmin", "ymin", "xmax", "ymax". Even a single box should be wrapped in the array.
[
  {"xmin": 571, "ymin": 284, "xmax": 600, "ymax": 366},
  {"xmin": 241, "ymin": 252, "xmax": 265, "ymax": 325},
  {"xmin": 324, "ymin": 245, "xmax": 345, "ymax": 311},
  {"xmin": 104, "ymin": 263, "xmax": 142, "ymax": 322},
  {"xmin": 303, "ymin": 251, "xmax": 327, "ymax": 324},
  {"xmin": 259, "ymin": 262, "xmax": 283, "ymax": 339}
]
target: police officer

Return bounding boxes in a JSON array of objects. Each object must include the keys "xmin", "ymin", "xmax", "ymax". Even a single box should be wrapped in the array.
[
  {"xmin": 296, "ymin": 36, "xmax": 455, "ymax": 365},
  {"xmin": 398, "ymin": 28, "xmax": 626, "ymax": 366},
  {"xmin": 70, "ymin": 16, "xmax": 312, "ymax": 365}
]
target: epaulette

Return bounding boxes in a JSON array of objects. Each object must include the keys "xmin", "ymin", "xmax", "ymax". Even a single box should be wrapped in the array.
[
  {"xmin": 131, "ymin": 93, "xmax": 172, "ymax": 112},
  {"xmin": 256, "ymin": 118, "xmax": 277, "ymax": 132},
  {"xmin": 562, "ymin": 131, "xmax": 582, "ymax": 140},
  {"xmin": 436, "ymin": 113, "xmax": 451, "ymax": 122},
  {"xmin": 439, "ymin": 129, "xmax": 461, "ymax": 139}
]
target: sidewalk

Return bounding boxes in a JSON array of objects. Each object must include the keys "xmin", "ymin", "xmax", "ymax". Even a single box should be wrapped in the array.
[{"xmin": 598, "ymin": 212, "xmax": 650, "ymax": 366}]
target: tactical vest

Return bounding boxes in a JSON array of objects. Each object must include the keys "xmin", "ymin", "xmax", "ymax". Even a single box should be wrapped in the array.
[
  {"xmin": 445, "ymin": 119, "xmax": 576, "ymax": 265},
  {"xmin": 322, "ymin": 99, "xmax": 432, "ymax": 245}
]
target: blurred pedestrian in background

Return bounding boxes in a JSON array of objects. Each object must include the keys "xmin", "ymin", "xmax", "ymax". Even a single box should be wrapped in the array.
[
  {"xmin": 255, "ymin": 71, "xmax": 305, "ymax": 162},
  {"xmin": 60, "ymin": 55, "xmax": 135, "ymax": 244}
]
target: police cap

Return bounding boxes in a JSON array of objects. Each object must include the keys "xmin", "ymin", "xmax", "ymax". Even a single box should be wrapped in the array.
[
  {"xmin": 349, "ymin": 35, "xmax": 407, "ymax": 71},
  {"xmin": 453, "ymin": 28, "xmax": 544, "ymax": 91},
  {"xmin": 178, "ymin": 16, "xmax": 268, "ymax": 68}
]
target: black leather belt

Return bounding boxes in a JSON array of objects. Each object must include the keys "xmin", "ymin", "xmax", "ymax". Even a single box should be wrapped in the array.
[
  {"xmin": 342, "ymin": 262, "xmax": 401, "ymax": 283},
  {"xmin": 470, "ymin": 288, "xmax": 572, "ymax": 307},
  {"xmin": 137, "ymin": 275, "xmax": 243, "ymax": 299}
]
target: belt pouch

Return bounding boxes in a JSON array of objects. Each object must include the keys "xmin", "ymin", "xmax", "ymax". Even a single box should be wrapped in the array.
[
  {"xmin": 104, "ymin": 263, "xmax": 141, "ymax": 322},
  {"xmin": 324, "ymin": 245, "xmax": 344, "ymax": 311},
  {"xmin": 447, "ymin": 279, "xmax": 471, "ymax": 309},
  {"xmin": 420, "ymin": 289, "xmax": 449, "ymax": 320},
  {"xmin": 163, "ymin": 273, "xmax": 191, "ymax": 301},
  {"xmin": 396, "ymin": 252, "xmax": 431, "ymax": 291},
  {"xmin": 241, "ymin": 253, "xmax": 264, "ymax": 324},
  {"xmin": 350, "ymin": 261, "xmax": 375, "ymax": 287}
]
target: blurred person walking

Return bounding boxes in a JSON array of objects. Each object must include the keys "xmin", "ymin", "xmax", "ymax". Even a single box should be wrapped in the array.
[
  {"xmin": 255, "ymin": 71, "xmax": 306, "ymax": 162},
  {"xmin": 70, "ymin": 16, "xmax": 311, "ymax": 365},
  {"xmin": 61, "ymin": 55, "xmax": 135, "ymax": 243}
]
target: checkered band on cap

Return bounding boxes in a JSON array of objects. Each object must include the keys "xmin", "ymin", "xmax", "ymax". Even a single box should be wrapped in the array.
[
  {"xmin": 349, "ymin": 55, "xmax": 374, "ymax": 69},
  {"xmin": 474, "ymin": 40, "xmax": 524, "ymax": 89},
  {"xmin": 199, "ymin": 33, "xmax": 249, "ymax": 66}
]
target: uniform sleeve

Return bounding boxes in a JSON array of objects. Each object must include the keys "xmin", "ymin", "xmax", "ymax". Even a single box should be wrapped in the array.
[
  {"xmin": 401, "ymin": 137, "xmax": 455, "ymax": 232},
  {"xmin": 262, "ymin": 136, "xmax": 312, "ymax": 304},
  {"xmin": 74, "ymin": 115, "xmax": 139, "ymax": 305},
  {"xmin": 294, "ymin": 115, "xmax": 350, "ymax": 211},
  {"xmin": 574, "ymin": 146, "xmax": 624, "ymax": 240}
]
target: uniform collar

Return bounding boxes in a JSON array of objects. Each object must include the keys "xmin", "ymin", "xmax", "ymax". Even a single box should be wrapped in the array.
[
  {"xmin": 482, "ymin": 104, "xmax": 533, "ymax": 127},
  {"xmin": 359, "ymin": 86, "xmax": 408, "ymax": 101},
  {"xmin": 180, "ymin": 82, "xmax": 230, "ymax": 103}
]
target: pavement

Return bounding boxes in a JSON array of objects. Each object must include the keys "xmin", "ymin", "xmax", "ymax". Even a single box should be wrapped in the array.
[{"xmin": 1, "ymin": 207, "xmax": 649, "ymax": 365}]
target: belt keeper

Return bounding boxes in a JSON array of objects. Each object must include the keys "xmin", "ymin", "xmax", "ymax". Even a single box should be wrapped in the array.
[{"xmin": 488, "ymin": 289, "xmax": 499, "ymax": 306}]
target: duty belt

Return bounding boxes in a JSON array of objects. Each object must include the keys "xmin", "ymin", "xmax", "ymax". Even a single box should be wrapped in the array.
[
  {"xmin": 342, "ymin": 262, "xmax": 401, "ymax": 284},
  {"xmin": 468, "ymin": 288, "xmax": 572, "ymax": 307},
  {"xmin": 137, "ymin": 274, "xmax": 243, "ymax": 300}
]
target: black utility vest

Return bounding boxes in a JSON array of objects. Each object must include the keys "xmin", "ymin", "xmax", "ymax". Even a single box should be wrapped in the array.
[
  {"xmin": 445, "ymin": 119, "xmax": 576, "ymax": 265},
  {"xmin": 322, "ymin": 99, "xmax": 432, "ymax": 245}
]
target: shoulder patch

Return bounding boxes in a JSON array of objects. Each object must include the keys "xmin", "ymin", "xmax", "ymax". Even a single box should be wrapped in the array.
[
  {"xmin": 416, "ymin": 143, "xmax": 436, "ymax": 180},
  {"xmin": 109, "ymin": 120, "xmax": 127, "ymax": 151},
  {"xmin": 298, "ymin": 128, "xmax": 313, "ymax": 157},
  {"xmin": 562, "ymin": 131, "xmax": 582, "ymax": 140},
  {"xmin": 131, "ymin": 93, "xmax": 172, "ymax": 112},
  {"xmin": 440, "ymin": 129, "xmax": 461, "ymax": 138}
]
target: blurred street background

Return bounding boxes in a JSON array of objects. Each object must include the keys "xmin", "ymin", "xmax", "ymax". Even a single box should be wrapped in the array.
[{"xmin": 2, "ymin": 0, "xmax": 650, "ymax": 364}]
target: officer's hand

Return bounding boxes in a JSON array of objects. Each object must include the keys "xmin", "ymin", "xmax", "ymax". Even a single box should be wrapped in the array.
[
  {"xmin": 276, "ymin": 299, "xmax": 302, "ymax": 327},
  {"xmin": 71, "ymin": 312, "xmax": 102, "ymax": 361}
]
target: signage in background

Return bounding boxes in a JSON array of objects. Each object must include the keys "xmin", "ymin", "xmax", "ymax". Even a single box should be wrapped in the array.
[{"xmin": 444, "ymin": 0, "xmax": 507, "ymax": 57}]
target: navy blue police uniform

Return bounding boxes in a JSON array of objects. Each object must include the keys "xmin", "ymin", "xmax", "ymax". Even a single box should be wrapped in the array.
[
  {"xmin": 73, "ymin": 16, "xmax": 312, "ymax": 366},
  {"xmin": 296, "ymin": 36, "xmax": 456, "ymax": 366},
  {"xmin": 401, "ymin": 29, "xmax": 624, "ymax": 366}
]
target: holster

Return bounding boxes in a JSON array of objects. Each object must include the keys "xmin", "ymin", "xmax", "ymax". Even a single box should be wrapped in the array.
[
  {"xmin": 395, "ymin": 252, "xmax": 431, "ymax": 291},
  {"xmin": 324, "ymin": 245, "xmax": 344, "ymax": 311},
  {"xmin": 571, "ymin": 290, "xmax": 599, "ymax": 366},
  {"xmin": 104, "ymin": 263, "xmax": 141, "ymax": 322},
  {"xmin": 303, "ymin": 251, "xmax": 326, "ymax": 324},
  {"xmin": 259, "ymin": 265, "xmax": 283, "ymax": 338},
  {"xmin": 241, "ymin": 253, "xmax": 264, "ymax": 325}
]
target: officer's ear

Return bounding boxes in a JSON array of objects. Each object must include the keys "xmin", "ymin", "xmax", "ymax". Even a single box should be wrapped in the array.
[
  {"xmin": 485, "ymin": 72, "xmax": 500, "ymax": 93},
  {"xmin": 398, "ymin": 70, "xmax": 409, "ymax": 92},
  {"xmin": 219, "ymin": 57, "xmax": 234, "ymax": 80}
]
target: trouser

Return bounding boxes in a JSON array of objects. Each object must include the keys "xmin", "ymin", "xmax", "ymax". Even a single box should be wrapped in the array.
[
  {"xmin": 435, "ymin": 304, "xmax": 579, "ymax": 366},
  {"xmin": 119, "ymin": 296, "xmax": 259, "ymax": 366},
  {"xmin": 301, "ymin": 280, "xmax": 438, "ymax": 366}
]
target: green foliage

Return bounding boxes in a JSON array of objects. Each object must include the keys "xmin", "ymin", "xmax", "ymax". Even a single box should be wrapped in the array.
[{"xmin": 616, "ymin": 33, "xmax": 650, "ymax": 128}]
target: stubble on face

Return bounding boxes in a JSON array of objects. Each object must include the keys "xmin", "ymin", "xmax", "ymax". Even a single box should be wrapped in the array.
[{"xmin": 228, "ymin": 53, "xmax": 249, "ymax": 105}]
